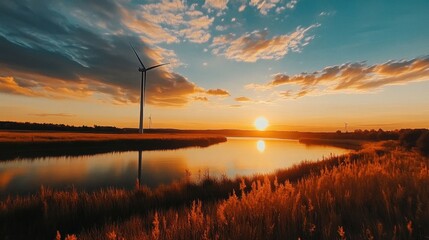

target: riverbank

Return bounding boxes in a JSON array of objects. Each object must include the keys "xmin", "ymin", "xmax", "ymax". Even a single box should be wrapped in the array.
[
  {"xmin": 0, "ymin": 131, "xmax": 227, "ymax": 160},
  {"xmin": 299, "ymin": 138, "xmax": 366, "ymax": 150}
]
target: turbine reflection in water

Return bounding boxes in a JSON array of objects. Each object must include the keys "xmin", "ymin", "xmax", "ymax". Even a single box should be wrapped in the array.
[
  {"xmin": 256, "ymin": 140, "xmax": 266, "ymax": 153},
  {"xmin": 138, "ymin": 150, "xmax": 142, "ymax": 186}
]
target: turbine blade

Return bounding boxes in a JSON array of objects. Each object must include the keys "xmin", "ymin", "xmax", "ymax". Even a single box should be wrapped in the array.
[
  {"xmin": 129, "ymin": 43, "xmax": 146, "ymax": 69},
  {"xmin": 146, "ymin": 63, "xmax": 169, "ymax": 71}
]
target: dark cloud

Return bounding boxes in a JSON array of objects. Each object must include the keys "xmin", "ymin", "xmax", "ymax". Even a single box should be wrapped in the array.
[
  {"xmin": 206, "ymin": 88, "xmax": 230, "ymax": 96},
  {"xmin": 0, "ymin": 0, "xmax": 202, "ymax": 106},
  {"xmin": 260, "ymin": 56, "xmax": 429, "ymax": 98}
]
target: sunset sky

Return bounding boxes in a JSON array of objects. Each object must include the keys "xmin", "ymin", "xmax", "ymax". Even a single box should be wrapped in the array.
[{"xmin": 1, "ymin": 0, "xmax": 428, "ymax": 131}]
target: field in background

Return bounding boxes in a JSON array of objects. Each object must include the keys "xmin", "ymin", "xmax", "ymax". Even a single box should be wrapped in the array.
[
  {"xmin": 0, "ymin": 131, "xmax": 227, "ymax": 160},
  {"xmin": 0, "ymin": 131, "xmax": 226, "ymax": 142}
]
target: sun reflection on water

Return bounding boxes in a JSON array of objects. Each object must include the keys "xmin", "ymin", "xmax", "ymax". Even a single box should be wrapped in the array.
[{"xmin": 256, "ymin": 140, "xmax": 266, "ymax": 153}]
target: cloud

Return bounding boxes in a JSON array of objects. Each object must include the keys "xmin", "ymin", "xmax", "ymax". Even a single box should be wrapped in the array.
[
  {"xmin": 235, "ymin": 96, "xmax": 251, "ymax": 102},
  {"xmin": 250, "ymin": 0, "xmax": 280, "ymax": 15},
  {"xmin": 127, "ymin": 0, "xmax": 214, "ymax": 44},
  {"xmin": 206, "ymin": 88, "xmax": 231, "ymax": 96},
  {"xmin": 286, "ymin": 0, "xmax": 298, "ymax": 9},
  {"xmin": 0, "ymin": 76, "xmax": 41, "ymax": 97},
  {"xmin": 215, "ymin": 25, "xmax": 229, "ymax": 31},
  {"xmin": 259, "ymin": 56, "xmax": 429, "ymax": 98},
  {"xmin": 319, "ymin": 11, "xmax": 335, "ymax": 17},
  {"xmin": 210, "ymin": 24, "xmax": 320, "ymax": 62},
  {"xmin": 248, "ymin": 0, "xmax": 298, "ymax": 15},
  {"xmin": 279, "ymin": 90, "xmax": 293, "ymax": 97},
  {"xmin": 193, "ymin": 96, "xmax": 209, "ymax": 101},
  {"xmin": 204, "ymin": 0, "xmax": 229, "ymax": 10},
  {"xmin": 0, "ymin": 0, "xmax": 206, "ymax": 107}
]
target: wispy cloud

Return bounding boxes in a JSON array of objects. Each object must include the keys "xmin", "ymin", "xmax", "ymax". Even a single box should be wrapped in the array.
[
  {"xmin": 193, "ymin": 96, "xmax": 209, "ymax": 102},
  {"xmin": 206, "ymin": 88, "xmax": 231, "ymax": 96},
  {"xmin": 238, "ymin": 4, "xmax": 246, "ymax": 12},
  {"xmin": 250, "ymin": 0, "xmax": 280, "ymax": 15},
  {"xmin": 127, "ymin": 0, "xmax": 214, "ymax": 44},
  {"xmin": 250, "ymin": 56, "xmax": 429, "ymax": 98},
  {"xmin": 319, "ymin": 11, "xmax": 335, "ymax": 17},
  {"xmin": 286, "ymin": 0, "xmax": 298, "ymax": 9},
  {"xmin": 210, "ymin": 24, "xmax": 320, "ymax": 62},
  {"xmin": 249, "ymin": 0, "xmax": 298, "ymax": 15},
  {"xmin": 204, "ymin": 0, "xmax": 229, "ymax": 11},
  {"xmin": 235, "ymin": 96, "xmax": 251, "ymax": 102},
  {"xmin": 0, "ymin": 76, "xmax": 41, "ymax": 97}
]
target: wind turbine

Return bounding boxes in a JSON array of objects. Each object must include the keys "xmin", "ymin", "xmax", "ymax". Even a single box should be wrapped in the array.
[{"xmin": 130, "ymin": 43, "xmax": 169, "ymax": 133}]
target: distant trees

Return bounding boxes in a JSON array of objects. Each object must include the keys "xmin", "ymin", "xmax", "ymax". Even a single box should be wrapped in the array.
[
  {"xmin": 416, "ymin": 131, "xmax": 429, "ymax": 156},
  {"xmin": 333, "ymin": 128, "xmax": 399, "ymax": 141},
  {"xmin": 399, "ymin": 129, "xmax": 429, "ymax": 156},
  {"xmin": 0, "ymin": 121, "xmax": 130, "ymax": 133}
]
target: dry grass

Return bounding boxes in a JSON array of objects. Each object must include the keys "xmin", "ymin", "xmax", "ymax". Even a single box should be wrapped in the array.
[
  {"xmin": 0, "ymin": 131, "xmax": 224, "ymax": 143},
  {"xmin": 78, "ymin": 150, "xmax": 429, "ymax": 240}
]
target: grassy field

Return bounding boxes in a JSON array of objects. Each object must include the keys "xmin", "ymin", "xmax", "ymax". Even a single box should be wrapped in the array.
[
  {"xmin": 1, "ymin": 141, "xmax": 428, "ymax": 239},
  {"xmin": 0, "ymin": 131, "xmax": 227, "ymax": 160},
  {"xmin": 0, "ymin": 131, "xmax": 228, "ymax": 142}
]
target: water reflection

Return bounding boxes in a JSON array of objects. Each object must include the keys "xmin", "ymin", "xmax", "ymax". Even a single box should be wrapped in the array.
[
  {"xmin": 0, "ymin": 138, "xmax": 349, "ymax": 197},
  {"xmin": 138, "ymin": 151, "xmax": 142, "ymax": 186},
  {"xmin": 256, "ymin": 140, "xmax": 265, "ymax": 153}
]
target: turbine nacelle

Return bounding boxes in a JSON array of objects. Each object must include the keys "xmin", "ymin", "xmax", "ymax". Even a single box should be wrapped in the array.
[{"xmin": 138, "ymin": 67, "xmax": 145, "ymax": 72}]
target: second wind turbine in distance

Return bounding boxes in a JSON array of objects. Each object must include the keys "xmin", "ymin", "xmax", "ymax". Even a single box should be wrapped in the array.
[{"xmin": 130, "ymin": 43, "xmax": 169, "ymax": 134}]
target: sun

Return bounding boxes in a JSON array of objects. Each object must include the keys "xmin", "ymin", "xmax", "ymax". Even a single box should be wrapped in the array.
[{"xmin": 254, "ymin": 116, "xmax": 269, "ymax": 131}]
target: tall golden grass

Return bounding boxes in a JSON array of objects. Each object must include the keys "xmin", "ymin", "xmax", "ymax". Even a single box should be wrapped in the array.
[{"xmin": 78, "ymin": 150, "xmax": 428, "ymax": 240}]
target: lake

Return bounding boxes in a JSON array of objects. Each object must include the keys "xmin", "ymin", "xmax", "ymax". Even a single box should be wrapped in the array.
[{"xmin": 0, "ymin": 137, "xmax": 348, "ymax": 197}]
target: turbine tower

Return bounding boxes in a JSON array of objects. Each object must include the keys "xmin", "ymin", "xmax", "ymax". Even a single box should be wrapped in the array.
[{"xmin": 130, "ymin": 43, "xmax": 168, "ymax": 133}]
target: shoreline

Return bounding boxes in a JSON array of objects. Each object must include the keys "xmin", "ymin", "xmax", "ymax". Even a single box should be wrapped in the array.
[
  {"xmin": 298, "ymin": 138, "xmax": 366, "ymax": 150},
  {"xmin": 0, "ymin": 131, "xmax": 227, "ymax": 160},
  {"xmin": 0, "ymin": 131, "xmax": 367, "ymax": 160}
]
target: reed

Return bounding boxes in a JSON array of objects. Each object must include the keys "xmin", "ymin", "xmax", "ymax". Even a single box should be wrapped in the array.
[{"xmin": 79, "ymin": 150, "xmax": 429, "ymax": 240}]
